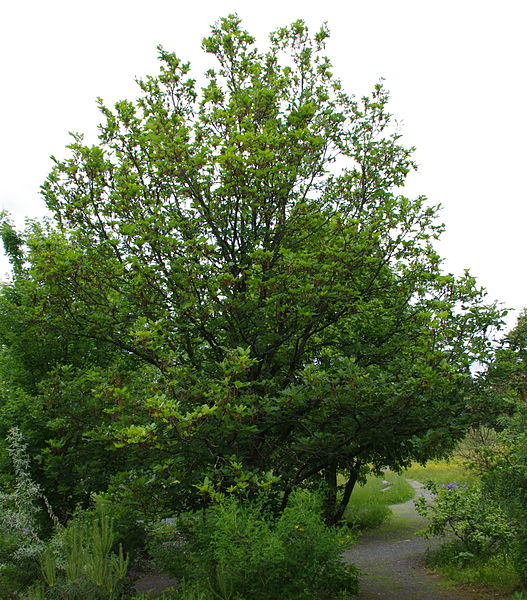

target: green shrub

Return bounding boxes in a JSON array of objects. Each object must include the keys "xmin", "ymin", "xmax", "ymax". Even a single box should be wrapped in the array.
[
  {"xmin": 0, "ymin": 428, "xmax": 132, "ymax": 599},
  {"xmin": 478, "ymin": 409, "xmax": 527, "ymax": 586},
  {"xmin": 274, "ymin": 490, "xmax": 357, "ymax": 599},
  {"xmin": 415, "ymin": 481, "xmax": 514, "ymax": 558},
  {"xmin": 92, "ymin": 494, "xmax": 148, "ymax": 561},
  {"xmin": 0, "ymin": 427, "xmax": 51, "ymax": 596},
  {"xmin": 147, "ymin": 490, "xmax": 358, "ymax": 600},
  {"xmin": 26, "ymin": 508, "xmax": 129, "ymax": 600}
]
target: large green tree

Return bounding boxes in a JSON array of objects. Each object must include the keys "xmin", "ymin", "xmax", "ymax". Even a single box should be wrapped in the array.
[{"xmin": 0, "ymin": 16, "xmax": 502, "ymax": 522}]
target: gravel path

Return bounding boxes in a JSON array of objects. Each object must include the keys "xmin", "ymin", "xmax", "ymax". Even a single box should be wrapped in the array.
[{"xmin": 342, "ymin": 480, "xmax": 490, "ymax": 600}]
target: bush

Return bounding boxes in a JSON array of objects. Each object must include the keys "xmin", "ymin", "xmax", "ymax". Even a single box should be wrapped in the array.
[
  {"xmin": 0, "ymin": 428, "xmax": 131, "ymax": 599},
  {"xmin": 415, "ymin": 481, "xmax": 514, "ymax": 559},
  {"xmin": 0, "ymin": 427, "xmax": 50, "ymax": 596},
  {"xmin": 147, "ymin": 490, "xmax": 358, "ymax": 600},
  {"xmin": 476, "ymin": 408, "xmax": 527, "ymax": 586},
  {"xmin": 25, "ymin": 507, "xmax": 129, "ymax": 600},
  {"xmin": 92, "ymin": 494, "xmax": 148, "ymax": 561}
]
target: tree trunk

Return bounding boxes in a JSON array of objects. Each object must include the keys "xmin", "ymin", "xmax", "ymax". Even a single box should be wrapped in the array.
[
  {"xmin": 323, "ymin": 462, "xmax": 338, "ymax": 525},
  {"xmin": 332, "ymin": 465, "xmax": 360, "ymax": 524},
  {"xmin": 324, "ymin": 463, "xmax": 361, "ymax": 526}
]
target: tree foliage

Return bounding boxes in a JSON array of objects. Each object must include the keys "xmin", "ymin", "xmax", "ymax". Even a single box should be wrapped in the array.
[
  {"xmin": 476, "ymin": 311, "xmax": 527, "ymax": 583},
  {"xmin": 0, "ymin": 16, "xmax": 503, "ymax": 523},
  {"xmin": 415, "ymin": 312, "xmax": 527, "ymax": 584}
]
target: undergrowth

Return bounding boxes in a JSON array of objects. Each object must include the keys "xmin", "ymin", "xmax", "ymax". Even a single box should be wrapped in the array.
[
  {"xmin": 426, "ymin": 542, "xmax": 520, "ymax": 596},
  {"xmin": 147, "ymin": 489, "xmax": 359, "ymax": 600}
]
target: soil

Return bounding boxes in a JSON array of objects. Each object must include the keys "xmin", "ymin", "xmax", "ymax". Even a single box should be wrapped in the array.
[
  {"xmin": 342, "ymin": 479, "xmax": 499, "ymax": 600},
  {"xmin": 133, "ymin": 572, "xmax": 179, "ymax": 596}
]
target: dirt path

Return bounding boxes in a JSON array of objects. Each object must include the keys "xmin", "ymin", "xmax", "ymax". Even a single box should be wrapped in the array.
[{"xmin": 342, "ymin": 480, "xmax": 487, "ymax": 600}]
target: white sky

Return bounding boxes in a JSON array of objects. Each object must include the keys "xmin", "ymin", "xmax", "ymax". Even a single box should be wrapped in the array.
[{"xmin": 1, "ymin": 0, "xmax": 526, "ymax": 330}]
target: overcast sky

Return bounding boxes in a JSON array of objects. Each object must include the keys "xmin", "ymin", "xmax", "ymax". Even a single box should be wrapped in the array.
[{"xmin": 2, "ymin": 0, "xmax": 525, "ymax": 330}]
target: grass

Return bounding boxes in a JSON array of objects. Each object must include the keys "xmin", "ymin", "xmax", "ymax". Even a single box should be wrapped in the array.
[
  {"xmin": 343, "ymin": 470, "xmax": 414, "ymax": 530},
  {"xmin": 342, "ymin": 458, "xmax": 474, "ymax": 532},
  {"xmin": 403, "ymin": 457, "xmax": 477, "ymax": 487},
  {"xmin": 425, "ymin": 541, "xmax": 521, "ymax": 597},
  {"xmin": 342, "ymin": 456, "xmax": 475, "ymax": 531}
]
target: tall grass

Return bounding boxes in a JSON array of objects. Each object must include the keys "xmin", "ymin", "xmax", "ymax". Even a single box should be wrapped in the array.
[
  {"xmin": 403, "ymin": 458, "xmax": 476, "ymax": 487},
  {"xmin": 343, "ymin": 471, "xmax": 414, "ymax": 530},
  {"xmin": 426, "ymin": 542, "xmax": 521, "ymax": 597}
]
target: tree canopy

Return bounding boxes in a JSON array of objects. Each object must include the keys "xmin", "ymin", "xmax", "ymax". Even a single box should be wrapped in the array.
[{"xmin": 0, "ymin": 16, "xmax": 503, "ymax": 523}]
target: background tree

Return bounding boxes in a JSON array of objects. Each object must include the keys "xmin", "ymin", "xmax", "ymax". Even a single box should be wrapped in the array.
[
  {"xmin": 416, "ymin": 311, "xmax": 527, "ymax": 587},
  {"xmin": 476, "ymin": 310, "xmax": 527, "ymax": 584},
  {"xmin": 0, "ymin": 16, "xmax": 503, "ymax": 523}
]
